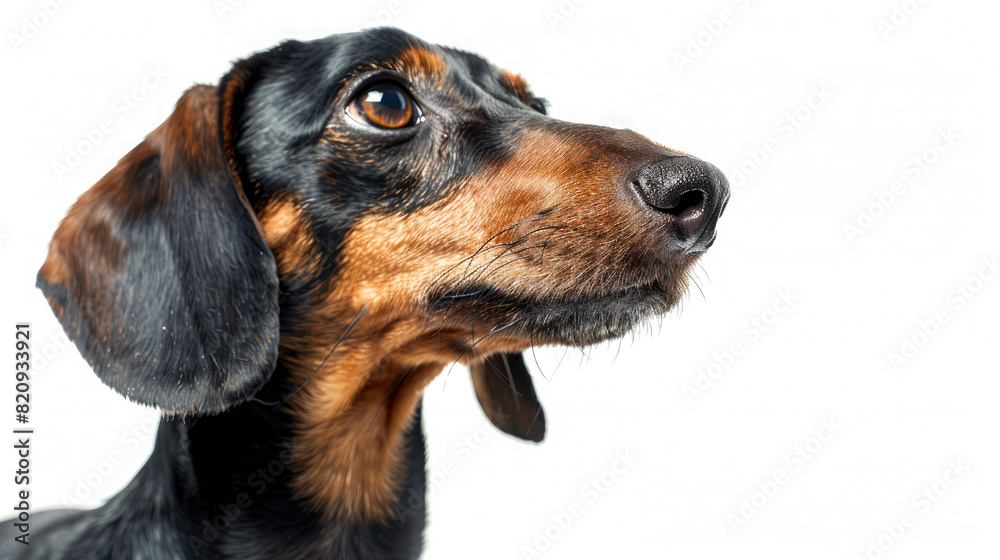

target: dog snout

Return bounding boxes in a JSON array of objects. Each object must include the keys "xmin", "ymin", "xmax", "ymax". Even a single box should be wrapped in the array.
[{"xmin": 627, "ymin": 155, "xmax": 730, "ymax": 253}]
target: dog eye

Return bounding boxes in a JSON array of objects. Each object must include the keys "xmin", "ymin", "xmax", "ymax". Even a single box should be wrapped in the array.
[{"xmin": 347, "ymin": 82, "xmax": 419, "ymax": 129}]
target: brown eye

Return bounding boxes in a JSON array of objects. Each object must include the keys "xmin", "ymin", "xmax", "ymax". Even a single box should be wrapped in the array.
[{"xmin": 346, "ymin": 83, "xmax": 417, "ymax": 129}]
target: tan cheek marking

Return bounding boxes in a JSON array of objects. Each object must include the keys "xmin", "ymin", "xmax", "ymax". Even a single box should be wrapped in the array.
[
  {"xmin": 337, "ymin": 128, "xmax": 646, "ymax": 305},
  {"xmin": 332, "ymin": 131, "xmax": 590, "ymax": 308},
  {"xmin": 257, "ymin": 198, "xmax": 317, "ymax": 278},
  {"xmin": 283, "ymin": 197, "xmax": 543, "ymax": 522},
  {"xmin": 285, "ymin": 126, "xmax": 663, "ymax": 522}
]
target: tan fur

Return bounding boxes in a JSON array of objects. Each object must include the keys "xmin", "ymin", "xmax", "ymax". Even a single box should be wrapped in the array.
[
  {"xmin": 500, "ymin": 69, "xmax": 531, "ymax": 102},
  {"xmin": 278, "ymin": 124, "xmax": 686, "ymax": 522},
  {"xmin": 392, "ymin": 45, "xmax": 446, "ymax": 78},
  {"xmin": 257, "ymin": 197, "xmax": 319, "ymax": 280}
]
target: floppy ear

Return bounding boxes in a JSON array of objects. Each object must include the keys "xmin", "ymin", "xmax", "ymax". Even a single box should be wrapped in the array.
[
  {"xmin": 470, "ymin": 353, "xmax": 546, "ymax": 442},
  {"xmin": 36, "ymin": 84, "xmax": 280, "ymax": 416}
]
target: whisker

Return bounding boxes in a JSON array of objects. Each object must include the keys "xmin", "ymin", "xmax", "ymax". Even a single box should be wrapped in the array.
[
  {"xmin": 435, "ymin": 291, "xmax": 484, "ymax": 300},
  {"xmin": 696, "ymin": 261, "xmax": 713, "ymax": 287},
  {"xmin": 455, "ymin": 246, "xmax": 519, "ymax": 287},
  {"xmin": 549, "ymin": 346, "xmax": 570, "ymax": 382},
  {"xmin": 537, "ymin": 227, "xmax": 561, "ymax": 264},
  {"xmin": 612, "ymin": 336, "xmax": 623, "ymax": 363},
  {"xmin": 529, "ymin": 331, "xmax": 547, "ymax": 382},
  {"xmin": 444, "ymin": 318, "xmax": 521, "ymax": 380},
  {"xmin": 466, "ymin": 248, "xmax": 546, "ymax": 286},
  {"xmin": 274, "ymin": 305, "xmax": 369, "ymax": 410},
  {"xmin": 361, "ymin": 365, "xmax": 417, "ymax": 433},
  {"xmin": 426, "ymin": 216, "xmax": 546, "ymax": 290},
  {"xmin": 692, "ymin": 276, "xmax": 706, "ymax": 303},
  {"xmin": 428, "ymin": 223, "xmax": 564, "ymax": 296},
  {"xmin": 452, "ymin": 233, "xmax": 553, "ymax": 288}
]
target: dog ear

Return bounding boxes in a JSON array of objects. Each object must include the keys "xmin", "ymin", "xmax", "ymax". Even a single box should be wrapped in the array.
[
  {"xmin": 470, "ymin": 353, "xmax": 546, "ymax": 442},
  {"xmin": 36, "ymin": 84, "xmax": 280, "ymax": 416}
]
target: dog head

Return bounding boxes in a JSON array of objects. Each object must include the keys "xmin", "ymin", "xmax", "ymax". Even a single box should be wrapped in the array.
[{"xmin": 38, "ymin": 27, "xmax": 728, "ymax": 520}]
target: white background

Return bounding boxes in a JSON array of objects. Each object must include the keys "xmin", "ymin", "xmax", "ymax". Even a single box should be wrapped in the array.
[{"xmin": 2, "ymin": 0, "xmax": 999, "ymax": 559}]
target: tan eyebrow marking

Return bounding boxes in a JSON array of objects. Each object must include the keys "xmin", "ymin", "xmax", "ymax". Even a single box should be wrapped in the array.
[
  {"xmin": 392, "ymin": 45, "xmax": 446, "ymax": 78},
  {"xmin": 500, "ymin": 69, "xmax": 530, "ymax": 102}
]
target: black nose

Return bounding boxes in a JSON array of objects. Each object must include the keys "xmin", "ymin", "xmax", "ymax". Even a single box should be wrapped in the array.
[{"xmin": 628, "ymin": 155, "xmax": 730, "ymax": 252}]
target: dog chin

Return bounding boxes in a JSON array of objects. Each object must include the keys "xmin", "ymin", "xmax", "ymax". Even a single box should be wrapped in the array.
[
  {"xmin": 517, "ymin": 280, "xmax": 683, "ymax": 345},
  {"xmin": 430, "ymin": 276, "xmax": 689, "ymax": 347}
]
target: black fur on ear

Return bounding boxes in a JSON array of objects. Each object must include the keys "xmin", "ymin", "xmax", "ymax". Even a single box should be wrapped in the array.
[
  {"xmin": 36, "ymin": 84, "xmax": 280, "ymax": 416},
  {"xmin": 471, "ymin": 353, "xmax": 546, "ymax": 442}
]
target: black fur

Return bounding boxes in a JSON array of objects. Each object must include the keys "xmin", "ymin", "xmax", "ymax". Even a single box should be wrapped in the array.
[
  {"xmin": 427, "ymin": 279, "xmax": 679, "ymax": 345},
  {"xmin": 2, "ymin": 28, "xmax": 547, "ymax": 560},
  {"xmin": 34, "ymin": 94, "xmax": 281, "ymax": 415},
  {"xmin": 0, "ymin": 401, "xmax": 427, "ymax": 559},
  {"xmin": 2, "ymin": 27, "xmax": 727, "ymax": 559}
]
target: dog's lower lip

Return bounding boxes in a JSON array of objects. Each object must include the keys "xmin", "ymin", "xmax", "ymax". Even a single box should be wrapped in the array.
[
  {"xmin": 569, "ymin": 284, "xmax": 670, "ymax": 313},
  {"xmin": 686, "ymin": 231, "xmax": 717, "ymax": 254}
]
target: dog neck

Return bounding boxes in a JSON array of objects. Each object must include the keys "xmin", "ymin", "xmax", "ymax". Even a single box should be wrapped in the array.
[
  {"xmin": 138, "ymin": 364, "xmax": 431, "ymax": 558},
  {"xmin": 283, "ymin": 352, "xmax": 444, "ymax": 523},
  {"xmin": 251, "ymin": 192, "xmax": 464, "ymax": 522}
]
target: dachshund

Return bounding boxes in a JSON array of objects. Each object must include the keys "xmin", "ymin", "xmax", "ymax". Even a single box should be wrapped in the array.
[{"xmin": 1, "ymin": 27, "xmax": 728, "ymax": 559}]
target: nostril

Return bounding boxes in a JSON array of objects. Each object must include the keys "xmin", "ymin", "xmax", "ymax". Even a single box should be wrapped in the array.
[
  {"xmin": 660, "ymin": 189, "xmax": 705, "ymax": 220},
  {"xmin": 633, "ymin": 177, "xmax": 708, "ymax": 233},
  {"xmin": 625, "ymin": 155, "xmax": 729, "ymax": 251}
]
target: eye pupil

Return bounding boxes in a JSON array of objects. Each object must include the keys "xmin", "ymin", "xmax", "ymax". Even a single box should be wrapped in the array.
[
  {"xmin": 379, "ymin": 91, "xmax": 407, "ymax": 111},
  {"xmin": 349, "ymin": 83, "xmax": 416, "ymax": 129}
]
